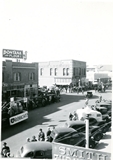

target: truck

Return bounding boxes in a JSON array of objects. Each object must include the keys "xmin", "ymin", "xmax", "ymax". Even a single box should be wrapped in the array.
[{"xmin": 2, "ymin": 97, "xmax": 28, "ymax": 128}]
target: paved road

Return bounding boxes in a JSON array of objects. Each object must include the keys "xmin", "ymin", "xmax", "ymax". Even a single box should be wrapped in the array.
[{"xmin": 1, "ymin": 89, "xmax": 112, "ymax": 157}]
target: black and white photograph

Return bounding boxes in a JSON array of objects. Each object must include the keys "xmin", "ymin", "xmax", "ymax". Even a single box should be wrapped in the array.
[{"xmin": 0, "ymin": 0, "xmax": 112, "ymax": 159}]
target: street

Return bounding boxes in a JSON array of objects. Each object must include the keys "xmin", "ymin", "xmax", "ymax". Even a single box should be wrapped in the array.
[{"xmin": 1, "ymin": 89, "xmax": 112, "ymax": 157}]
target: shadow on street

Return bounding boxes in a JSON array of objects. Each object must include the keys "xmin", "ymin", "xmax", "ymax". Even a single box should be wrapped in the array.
[{"xmin": 1, "ymin": 94, "xmax": 99, "ymax": 140}]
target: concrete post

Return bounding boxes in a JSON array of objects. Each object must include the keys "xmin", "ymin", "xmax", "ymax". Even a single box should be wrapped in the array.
[{"xmin": 85, "ymin": 114, "xmax": 90, "ymax": 148}]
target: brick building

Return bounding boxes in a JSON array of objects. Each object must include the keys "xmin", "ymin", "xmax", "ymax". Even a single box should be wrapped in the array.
[
  {"xmin": 2, "ymin": 60, "xmax": 38, "ymax": 102},
  {"xmin": 39, "ymin": 59, "xmax": 86, "ymax": 87}
]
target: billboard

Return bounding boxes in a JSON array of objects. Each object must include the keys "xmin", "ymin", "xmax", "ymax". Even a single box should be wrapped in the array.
[
  {"xmin": 52, "ymin": 142, "xmax": 111, "ymax": 160},
  {"xmin": 2, "ymin": 49, "xmax": 24, "ymax": 59}
]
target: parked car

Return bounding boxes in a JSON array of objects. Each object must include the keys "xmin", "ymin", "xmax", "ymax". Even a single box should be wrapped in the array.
[
  {"xmin": 64, "ymin": 120, "xmax": 103, "ymax": 141},
  {"xmin": 49, "ymin": 127, "xmax": 98, "ymax": 149},
  {"xmin": 76, "ymin": 106, "xmax": 102, "ymax": 122},
  {"xmin": 86, "ymin": 92, "xmax": 93, "ymax": 98},
  {"xmin": 99, "ymin": 121, "xmax": 111, "ymax": 133},
  {"xmin": 17, "ymin": 142, "xmax": 52, "ymax": 158},
  {"xmin": 96, "ymin": 102, "xmax": 112, "ymax": 112},
  {"xmin": 88, "ymin": 126, "xmax": 103, "ymax": 141}
]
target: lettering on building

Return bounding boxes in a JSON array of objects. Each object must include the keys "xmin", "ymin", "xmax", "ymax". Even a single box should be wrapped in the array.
[{"xmin": 52, "ymin": 142, "xmax": 111, "ymax": 160}]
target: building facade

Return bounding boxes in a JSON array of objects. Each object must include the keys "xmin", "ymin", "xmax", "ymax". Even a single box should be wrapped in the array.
[
  {"xmin": 86, "ymin": 65, "xmax": 112, "ymax": 83},
  {"xmin": 39, "ymin": 59, "xmax": 86, "ymax": 87},
  {"xmin": 2, "ymin": 60, "xmax": 38, "ymax": 101}
]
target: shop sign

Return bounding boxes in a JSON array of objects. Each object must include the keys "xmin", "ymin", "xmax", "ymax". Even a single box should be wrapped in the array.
[
  {"xmin": 9, "ymin": 111, "xmax": 28, "ymax": 125},
  {"xmin": 3, "ymin": 49, "xmax": 23, "ymax": 59},
  {"xmin": 52, "ymin": 142, "xmax": 111, "ymax": 160}
]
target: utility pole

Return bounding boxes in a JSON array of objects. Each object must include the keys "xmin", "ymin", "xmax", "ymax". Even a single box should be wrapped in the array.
[{"xmin": 85, "ymin": 114, "xmax": 90, "ymax": 148}]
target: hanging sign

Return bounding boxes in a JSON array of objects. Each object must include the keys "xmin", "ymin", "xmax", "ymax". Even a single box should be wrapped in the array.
[{"xmin": 2, "ymin": 49, "xmax": 24, "ymax": 59}]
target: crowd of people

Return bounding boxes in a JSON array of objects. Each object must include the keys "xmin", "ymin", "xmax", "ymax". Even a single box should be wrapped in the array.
[{"xmin": 26, "ymin": 127, "xmax": 53, "ymax": 143}]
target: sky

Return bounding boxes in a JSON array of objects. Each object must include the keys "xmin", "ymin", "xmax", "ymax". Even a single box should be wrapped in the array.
[{"xmin": 0, "ymin": 0, "xmax": 113, "ymax": 65}]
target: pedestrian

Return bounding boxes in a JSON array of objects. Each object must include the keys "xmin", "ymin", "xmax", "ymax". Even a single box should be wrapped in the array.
[
  {"xmin": 85, "ymin": 97, "xmax": 89, "ymax": 107},
  {"xmin": 38, "ymin": 129, "xmax": 45, "ymax": 141},
  {"xmin": 46, "ymin": 127, "xmax": 51, "ymax": 141},
  {"xmin": 31, "ymin": 136, "xmax": 37, "ymax": 142},
  {"xmin": 69, "ymin": 112, "xmax": 73, "ymax": 121},
  {"xmin": 72, "ymin": 111, "xmax": 78, "ymax": 121},
  {"xmin": 1, "ymin": 142, "xmax": 10, "ymax": 157},
  {"xmin": 26, "ymin": 137, "xmax": 30, "ymax": 142}
]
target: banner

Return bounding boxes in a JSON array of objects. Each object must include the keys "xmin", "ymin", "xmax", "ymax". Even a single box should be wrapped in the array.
[{"xmin": 9, "ymin": 111, "xmax": 28, "ymax": 125}]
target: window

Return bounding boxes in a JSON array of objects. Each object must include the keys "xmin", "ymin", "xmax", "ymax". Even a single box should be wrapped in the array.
[
  {"xmin": 79, "ymin": 68, "xmax": 81, "ymax": 75},
  {"xmin": 29, "ymin": 72, "xmax": 35, "ymax": 80},
  {"xmin": 54, "ymin": 68, "xmax": 57, "ymax": 76},
  {"xmin": 14, "ymin": 72, "xmax": 21, "ymax": 81},
  {"xmin": 2, "ymin": 72, "xmax": 4, "ymax": 82},
  {"xmin": 73, "ymin": 68, "xmax": 75, "ymax": 76},
  {"xmin": 40, "ymin": 68, "xmax": 43, "ymax": 76},
  {"xmin": 66, "ymin": 68, "xmax": 69, "ymax": 76},
  {"xmin": 84, "ymin": 68, "xmax": 86, "ymax": 75},
  {"xmin": 50, "ymin": 68, "xmax": 52, "ymax": 76},
  {"xmin": 63, "ymin": 68, "xmax": 65, "ymax": 76},
  {"xmin": 35, "ymin": 151, "xmax": 43, "ymax": 157}
]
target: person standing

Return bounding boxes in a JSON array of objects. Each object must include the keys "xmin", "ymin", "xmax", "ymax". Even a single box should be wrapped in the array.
[
  {"xmin": 38, "ymin": 129, "xmax": 45, "ymax": 141},
  {"xmin": 85, "ymin": 97, "xmax": 89, "ymax": 107},
  {"xmin": 46, "ymin": 127, "xmax": 51, "ymax": 141},
  {"xmin": 1, "ymin": 142, "xmax": 10, "ymax": 157}
]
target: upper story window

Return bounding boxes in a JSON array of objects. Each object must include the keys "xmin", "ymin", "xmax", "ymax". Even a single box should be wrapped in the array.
[
  {"xmin": 79, "ymin": 68, "xmax": 81, "ymax": 75},
  {"xmin": 54, "ymin": 68, "xmax": 57, "ymax": 76},
  {"xmin": 29, "ymin": 72, "xmax": 35, "ymax": 80},
  {"xmin": 66, "ymin": 68, "xmax": 69, "ymax": 76},
  {"xmin": 40, "ymin": 68, "xmax": 43, "ymax": 76},
  {"xmin": 73, "ymin": 68, "xmax": 75, "ymax": 76},
  {"xmin": 14, "ymin": 72, "xmax": 21, "ymax": 81},
  {"xmin": 63, "ymin": 68, "xmax": 65, "ymax": 76},
  {"xmin": 84, "ymin": 68, "xmax": 86, "ymax": 75},
  {"xmin": 2, "ymin": 72, "xmax": 4, "ymax": 82},
  {"xmin": 50, "ymin": 68, "xmax": 52, "ymax": 76}
]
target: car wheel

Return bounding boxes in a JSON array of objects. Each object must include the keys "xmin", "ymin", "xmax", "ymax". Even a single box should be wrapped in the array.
[{"xmin": 94, "ymin": 134, "xmax": 102, "ymax": 141}]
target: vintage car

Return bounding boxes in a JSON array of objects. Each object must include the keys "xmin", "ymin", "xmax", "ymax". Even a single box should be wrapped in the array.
[
  {"xmin": 86, "ymin": 92, "xmax": 93, "ymax": 98},
  {"xmin": 17, "ymin": 141, "xmax": 52, "ymax": 158},
  {"xmin": 95, "ymin": 102, "xmax": 112, "ymax": 112},
  {"xmin": 76, "ymin": 105, "xmax": 102, "ymax": 122},
  {"xmin": 64, "ymin": 120, "xmax": 103, "ymax": 141},
  {"xmin": 49, "ymin": 127, "xmax": 98, "ymax": 149}
]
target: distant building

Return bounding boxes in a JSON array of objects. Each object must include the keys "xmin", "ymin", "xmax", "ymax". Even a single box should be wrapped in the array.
[
  {"xmin": 39, "ymin": 59, "xmax": 86, "ymax": 87},
  {"xmin": 86, "ymin": 65, "xmax": 112, "ymax": 83},
  {"xmin": 2, "ymin": 60, "xmax": 38, "ymax": 102}
]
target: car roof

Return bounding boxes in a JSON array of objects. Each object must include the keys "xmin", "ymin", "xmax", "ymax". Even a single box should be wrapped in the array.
[
  {"xmin": 66, "ymin": 120, "xmax": 85, "ymax": 126},
  {"xmin": 54, "ymin": 127, "xmax": 76, "ymax": 134},
  {"xmin": 22, "ymin": 142, "xmax": 52, "ymax": 153}
]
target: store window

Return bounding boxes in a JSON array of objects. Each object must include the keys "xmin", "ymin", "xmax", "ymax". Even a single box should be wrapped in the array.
[{"xmin": 14, "ymin": 72, "xmax": 21, "ymax": 81}]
